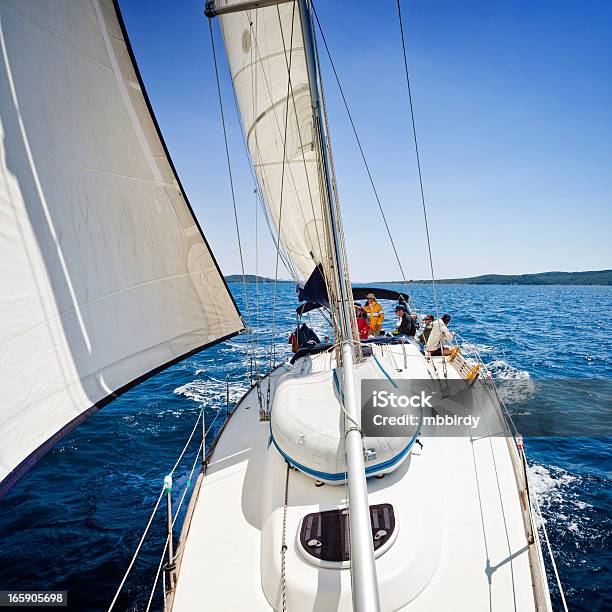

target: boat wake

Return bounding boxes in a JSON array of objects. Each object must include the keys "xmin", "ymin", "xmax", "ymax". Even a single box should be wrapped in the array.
[
  {"xmin": 528, "ymin": 463, "xmax": 595, "ymax": 542},
  {"xmin": 174, "ymin": 376, "xmax": 249, "ymax": 408}
]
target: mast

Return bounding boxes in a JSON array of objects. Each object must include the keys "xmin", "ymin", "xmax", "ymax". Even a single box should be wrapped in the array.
[
  {"xmin": 206, "ymin": 1, "xmax": 381, "ymax": 607},
  {"xmin": 297, "ymin": 2, "xmax": 381, "ymax": 610}
]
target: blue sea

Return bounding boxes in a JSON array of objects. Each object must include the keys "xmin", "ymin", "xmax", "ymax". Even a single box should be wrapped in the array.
[{"xmin": 0, "ymin": 283, "xmax": 610, "ymax": 611}]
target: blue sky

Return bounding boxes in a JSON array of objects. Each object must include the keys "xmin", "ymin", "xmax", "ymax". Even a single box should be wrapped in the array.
[{"xmin": 119, "ymin": 0, "xmax": 611, "ymax": 282}]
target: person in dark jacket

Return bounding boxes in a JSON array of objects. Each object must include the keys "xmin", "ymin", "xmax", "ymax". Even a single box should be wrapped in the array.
[
  {"xmin": 289, "ymin": 323, "xmax": 320, "ymax": 352},
  {"xmin": 391, "ymin": 304, "xmax": 415, "ymax": 337}
]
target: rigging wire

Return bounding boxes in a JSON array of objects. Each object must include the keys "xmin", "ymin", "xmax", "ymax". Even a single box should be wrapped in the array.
[
  {"xmin": 240, "ymin": 5, "xmax": 325, "ymax": 284},
  {"xmin": 108, "ymin": 403, "xmax": 208, "ymax": 611},
  {"xmin": 107, "ymin": 487, "xmax": 165, "ymax": 611},
  {"xmin": 226, "ymin": 61, "xmax": 300, "ymax": 283},
  {"xmin": 208, "ymin": 18, "xmax": 256, "ymax": 354},
  {"xmin": 277, "ymin": 8, "xmax": 329, "ymax": 299},
  {"xmin": 311, "ymin": 2, "xmax": 412, "ymax": 304},
  {"xmin": 268, "ymin": 0, "xmax": 298, "ymax": 389},
  {"xmin": 395, "ymin": 0, "xmax": 439, "ymax": 320},
  {"xmin": 310, "ymin": 14, "xmax": 360, "ymax": 355}
]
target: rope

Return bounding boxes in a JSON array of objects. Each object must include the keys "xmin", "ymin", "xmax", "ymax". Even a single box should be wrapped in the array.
[
  {"xmin": 226, "ymin": 17, "xmax": 300, "ymax": 281},
  {"xmin": 395, "ymin": 1, "xmax": 438, "ymax": 313},
  {"xmin": 169, "ymin": 408, "xmax": 203, "ymax": 475},
  {"xmin": 311, "ymin": 3, "xmax": 411, "ymax": 304},
  {"xmin": 208, "ymin": 18, "xmax": 258, "ymax": 363},
  {"xmin": 144, "ymin": 443, "xmax": 204, "ymax": 611},
  {"xmin": 107, "ymin": 487, "xmax": 165, "ymax": 611},
  {"xmin": 277, "ymin": 4, "xmax": 328, "ymax": 288},
  {"xmin": 280, "ymin": 462, "xmax": 290, "ymax": 612},
  {"xmin": 267, "ymin": 1, "xmax": 297, "ymax": 407},
  {"xmin": 108, "ymin": 403, "xmax": 218, "ymax": 610},
  {"xmin": 254, "ymin": 187, "xmax": 264, "ymax": 409},
  {"xmin": 396, "ymin": 0, "xmax": 447, "ymax": 377},
  {"xmin": 144, "ymin": 534, "xmax": 170, "ymax": 612},
  {"xmin": 312, "ymin": 15, "xmax": 360, "ymax": 354}
]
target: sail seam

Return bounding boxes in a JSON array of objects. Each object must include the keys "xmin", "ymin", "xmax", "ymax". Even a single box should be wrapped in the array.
[
  {"xmin": 1, "ymin": 0, "xmax": 114, "ymax": 74},
  {"xmin": 3, "ymin": 144, "xmax": 174, "ymax": 185}
]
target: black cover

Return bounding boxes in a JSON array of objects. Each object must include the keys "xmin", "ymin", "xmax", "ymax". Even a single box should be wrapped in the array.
[
  {"xmin": 296, "ymin": 286, "xmax": 409, "ymax": 316},
  {"xmin": 299, "ymin": 503, "xmax": 396, "ymax": 563},
  {"xmin": 296, "ymin": 265, "xmax": 409, "ymax": 313}
]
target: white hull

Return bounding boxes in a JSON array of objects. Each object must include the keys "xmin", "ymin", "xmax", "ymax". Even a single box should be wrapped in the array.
[{"xmin": 169, "ymin": 344, "xmax": 551, "ymax": 611}]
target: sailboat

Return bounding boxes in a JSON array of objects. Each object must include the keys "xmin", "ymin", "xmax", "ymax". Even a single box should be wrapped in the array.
[{"xmin": 0, "ymin": 0, "xmax": 554, "ymax": 610}]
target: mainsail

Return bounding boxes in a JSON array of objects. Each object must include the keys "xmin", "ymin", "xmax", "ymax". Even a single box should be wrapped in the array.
[
  {"xmin": 218, "ymin": 0, "xmax": 331, "ymax": 282},
  {"xmin": 0, "ymin": 0, "xmax": 243, "ymax": 497}
]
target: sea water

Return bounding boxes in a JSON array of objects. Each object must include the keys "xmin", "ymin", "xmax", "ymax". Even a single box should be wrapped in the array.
[{"xmin": 0, "ymin": 283, "xmax": 610, "ymax": 611}]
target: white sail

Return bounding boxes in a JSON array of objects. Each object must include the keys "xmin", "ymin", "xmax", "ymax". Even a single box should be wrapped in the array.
[
  {"xmin": 219, "ymin": 1, "xmax": 329, "ymax": 281},
  {"xmin": 0, "ymin": 0, "xmax": 243, "ymax": 495}
]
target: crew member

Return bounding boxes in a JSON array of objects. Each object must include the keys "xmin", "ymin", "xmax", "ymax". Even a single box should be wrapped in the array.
[
  {"xmin": 391, "ymin": 303, "xmax": 414, "ymax": 336},
  {"xmin": 354, "ymin": 303, "xmax": 370, "ymax": 340},
  {"xmin": 426, "ymin": 314, "xmax": 454, "ymax": 356},
  {"xmin": 364, "ymin": 293, "xmax": 384, "ymax": 336}
]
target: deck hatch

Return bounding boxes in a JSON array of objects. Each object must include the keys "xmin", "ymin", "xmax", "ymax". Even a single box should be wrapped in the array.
[{"xmin": 299, "ymin": 504, "xmax": 396, "ymax": 563}]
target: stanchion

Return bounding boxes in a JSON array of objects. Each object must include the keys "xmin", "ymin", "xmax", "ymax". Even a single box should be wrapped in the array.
[
  {"xmin": 226, "ymin": 381, "xmax": 230, "ymax": 417},
  {"xmin": 162, "ymin": 475, "xmax": 176, "ymax": 591},
  {"xmin": 201, "ymin": 407, "xmax": 206, "ymax": 467}
]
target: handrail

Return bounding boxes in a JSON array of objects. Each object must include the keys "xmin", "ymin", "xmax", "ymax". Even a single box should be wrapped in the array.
[{"xmin": 107, "ymin": 368, "xmax": 252, "ymax": 611}]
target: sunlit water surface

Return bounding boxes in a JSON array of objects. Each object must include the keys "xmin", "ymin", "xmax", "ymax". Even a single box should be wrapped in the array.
[{"xmin": 0, "ymin": 283, "xmax": 610, "ymax": 611}]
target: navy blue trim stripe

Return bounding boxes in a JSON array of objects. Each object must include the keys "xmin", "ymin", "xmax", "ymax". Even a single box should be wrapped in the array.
[{"xmin": 270, "ymin": 428, "xmax": 418, "ymax": 482}]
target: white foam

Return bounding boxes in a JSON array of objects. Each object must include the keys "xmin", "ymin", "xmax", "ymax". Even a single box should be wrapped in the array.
[
  {"xmin": 174, "ymin": 377, "xmax": 249, "ymax": 407},
  {"xmin": 528, "ymin": 463, "xmax": 592, "ymax": 536},
  {"xmin": 487, "ymin": 359, "xmax": 531, "ymax": 380},
  {"xmin": 484, "ymin": 359, "xmax": 535, "ymax": 404}
]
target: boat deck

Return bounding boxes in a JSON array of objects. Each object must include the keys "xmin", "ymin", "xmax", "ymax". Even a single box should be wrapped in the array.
[{"xmin": 171, "ymin": 346, "xmax": 543, "ymax": 611}]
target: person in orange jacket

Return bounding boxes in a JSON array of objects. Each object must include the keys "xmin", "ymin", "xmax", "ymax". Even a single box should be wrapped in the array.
[{"xmin": 363, "ymin": 293, "xmax": 384, "ymax": 336}]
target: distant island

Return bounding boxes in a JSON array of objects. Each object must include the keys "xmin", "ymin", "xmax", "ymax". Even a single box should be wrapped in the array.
[
  {"xmin": 225, "ymin": 270, "xmax": 612, "ymax": 286},
  {"xmin": 225, "ymin": 274, "xmax": 293, "ymax": 284},
  {"xmin": 402, "ymin": 270, "xmax": 611, "ymax": 286}
]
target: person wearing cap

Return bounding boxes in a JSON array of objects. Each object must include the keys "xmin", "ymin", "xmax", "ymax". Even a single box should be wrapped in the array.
[
  {"xmin": 354, "ymin": 302, "xmax": 370, "ymax": 340},
  {"xmin": 391, "ymin": 303, "xmax": 415, "ymax": 337},
  {"xmin": 363, "ymin": 293, "xmax": 384, "ymax": 336},
  {"xmin": 418, "ymin": 314, "xmax": 435, "ymax": 345},
  {"xmin": 426, "ymin": 314, "xmax": 454, "ymax": 356}
]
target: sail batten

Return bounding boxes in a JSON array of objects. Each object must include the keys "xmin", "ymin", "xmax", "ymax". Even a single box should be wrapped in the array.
[{"xmin": 0, "ymin": 0, "xmax": 243, "ymax": 497}]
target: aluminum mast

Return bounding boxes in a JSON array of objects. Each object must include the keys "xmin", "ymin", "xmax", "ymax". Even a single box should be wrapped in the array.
[
  {"xmin": 205, "ymin": 1, "xmax": 381, "ymax": 608},
  {"xmin": 297, "ymin": 2, "xmax": 381, "ymax": 610}
]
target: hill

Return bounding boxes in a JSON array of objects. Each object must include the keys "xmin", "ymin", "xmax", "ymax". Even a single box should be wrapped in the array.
[
  {"xmin": 224, "ymin": 274, "xmax": 292, "ymax": 283},
  {"xmin": 403, "ymin": 270, "xmax": 612, "ymax": 286},
  {"xmin": 225, "ymin": 270, "xmax": 612, "ymax": 286}
]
